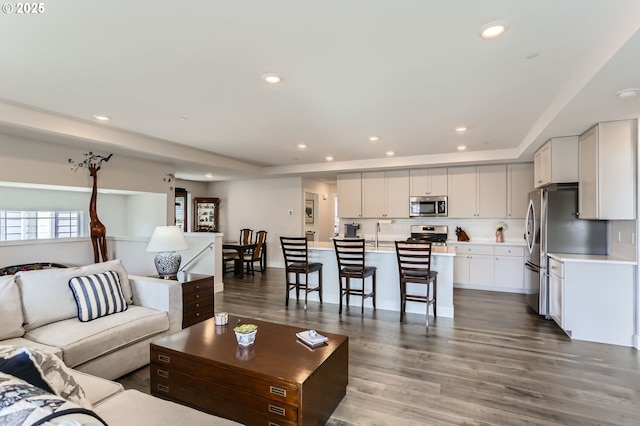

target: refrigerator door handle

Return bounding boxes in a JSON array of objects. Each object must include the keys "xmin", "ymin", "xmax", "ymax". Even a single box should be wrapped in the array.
[
  {"xmin": 525, "ymin": 261, "xmax": 539, "ymax": 272},
  {"xmin": 525, "ymin": 198, "xmax": 535, "ymax": 253}
]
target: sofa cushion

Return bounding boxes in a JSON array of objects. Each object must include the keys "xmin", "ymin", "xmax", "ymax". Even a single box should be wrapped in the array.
[
  {"xmin": 0, "ymin": 346, "xmax": 92, "ymax": 409},
  {"xmin": 0, "ymin": 275, "xmax": 24, "ymax": 339},
  {"xmin": 71, "ymin": 370, "xmax": 124, "ymax": 407},
  {"xmin": 78, "ymin": 259, "xmax": 133, "ymax": 304},
  {"xmin": 0, "ymin": 371, "xmax": 106, "ymax": 426},
  {"xmin": 94, "ymin": 389, "xmax": 243, "ymax": 425},
  {"xmin": 0, "ymin": 338, "xmax": 63, "ymax": 359},
  {"xmin": 25, "ymin": 306, "xmax": 169, "ymax": 368},
  {"xmin": 16, "ymin": 267, "xmax": 83, "ymax": 331},
  {"xmin": 69, "ymin": 271, "xmax": 128, "ymax": 322}
]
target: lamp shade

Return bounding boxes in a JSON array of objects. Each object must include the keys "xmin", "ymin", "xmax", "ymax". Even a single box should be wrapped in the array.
[
  {"xmin": 146, "ymin": 226, "xmax": 189, "ymax": 278},
  {"xmin": 146, "ymin": 226, "xmax": 188, "ymax": 253}
]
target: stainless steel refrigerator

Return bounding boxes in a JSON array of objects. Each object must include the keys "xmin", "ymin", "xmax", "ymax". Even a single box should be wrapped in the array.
[{"xmin": 524, "ymin": 185, "xmax": 607, "ymax": 316}]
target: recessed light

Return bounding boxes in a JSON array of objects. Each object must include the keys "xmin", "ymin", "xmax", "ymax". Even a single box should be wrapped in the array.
[
  {"xmin": 524, "ymin": 52, "xmax": 540, "ymax": 60},
  {"xmin": 617, "ymin": 88, "xmax": 638, "ymax": 99},
  {"xmin": 325, "ymin": 156, "xmax": 334, "ymax": 161},
  {"xmin": 480, "ymin": 20, "xmax": 508, "ymax": 39},
  {"xmin": 455, "ymin": 126, "xmax": 467, "ymax": 133},
  {"xmin": 369, "ymin": 136, "xmax": 379, "ymax": 142},
  {"xmin": 386, "ymin": 151, "xmax": 395, "ymax": 156},
  {"xmin": 205, "ymin": 173, "xmax": 213, "ymax": 179},
  {"xmin": 93, "ymin": 114, "xmax": 110, "ymax": 121},
  {"xmin": 297, "ymin": 143, "xmax": 307, "ymax": 149},
  {"xmin": 457, "ymin": 145, "xmax": 467, "ymax": 151},
  {"xmin": 262, "ymin": 73, "xmax": 282, "ymax": 84},
  {"xmin": 179, "ymin": 117, "xmax": 188, "ymax": 121}
]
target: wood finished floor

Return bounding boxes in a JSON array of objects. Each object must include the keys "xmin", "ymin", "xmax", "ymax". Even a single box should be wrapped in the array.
[{"xmin": 118, "ymin": 268, "xmax": 640, "ymax": 425}]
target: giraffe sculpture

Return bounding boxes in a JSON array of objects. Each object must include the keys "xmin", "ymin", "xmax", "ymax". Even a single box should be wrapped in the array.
[
  {"xmin": 89, "ymin": 163, "xmax": 108, "ymax": 263},
  {"xmin": 69, "ymin": 152, "xmax": 112, "ymax": 263}
]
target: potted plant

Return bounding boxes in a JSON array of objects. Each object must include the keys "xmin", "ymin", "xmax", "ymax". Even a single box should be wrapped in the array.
[{"xmin": 233, "ymin": 323, "xmax": 258, "ymax": 346}]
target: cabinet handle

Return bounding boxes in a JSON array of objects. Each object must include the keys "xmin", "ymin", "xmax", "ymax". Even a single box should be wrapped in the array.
[
  {"xmin": 195, "ymin": 294, "xmax": 200, "ymax": 299},
  {"xmin": 268, "ymin": 404, "xmax": 286, "ymax": 416},
  {"xmin": 195, "ymin": 303, "xmax": 200, "ymax": 308},
  {"xmin": 270, "ymin": 386, "xmax": 287, "ymax": 397},
  {"xmin": 195, "ymin": 285, "xmax": 200, "ymax": 289},
  {"xmin": 158, "ymin": 354, "xmax": 170, "ymax": 363},
  {"xmin": 157, "ymin": 384, "xmax": 169, "ymax": 393},
  {"xmin": 157, "ymin": 369, "xmax": 169, "ymax": 378},
  {"xmin": 196, "ymin": 313, "xmax": 200, "ymax": 317}
]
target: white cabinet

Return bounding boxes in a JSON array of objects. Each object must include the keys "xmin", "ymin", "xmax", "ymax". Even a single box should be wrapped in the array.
[
  {"xmin": 451, "ymin": 244, "xmax": 494, "ymax": 287},
  {"xmin": 533, "ymin": 136, "xmax": 579, "ymax": 188},
  {"xmin": 548, "ymin": 258, "xmax": 563, "ymax": 327},
  {"xmin": 494, "ymin": 245, "xmax": 524, "ymax": 290},
  {"xmin": 409, "ymin": 168, "xmax": 448, "ymax": 196},
  {"xmin": 578, "ymin": 120, "xmax": 636, "ymax": 220},
  {"xmin": 337, "ymin": 173, "xmax": 362, "ymax": 218},
  {"xmin": 547, "ymin": 256, "xmax": 635, "ymax": 347},
  {"xmin": 362, "ymin": 170, "xmax": 409, "ymax": 218},
  {"xmin": 506, "ymin": 163, "xmax": 534, "ymax": 218},
  {"xmin": 448, "ymin": 165, "xmax": 506, "ymax": 218}
]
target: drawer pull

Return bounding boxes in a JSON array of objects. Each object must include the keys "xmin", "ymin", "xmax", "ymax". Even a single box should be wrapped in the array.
[
  {"xmin": 195, "ymin": 285, "xmax": 200, "ymax": 289},
  {"xmin": 158, "ymin": 354, "xmax": 170, "ymax": 363},
  {"xmin": 196, "ymin": 313, "xmax": 200, "ymax": 317},
  {"xmin": 268, "ymin": 404, "xmax": 285, "ymax": 416},
  {"xmin": 157, "ymin": 369, "xmax": 169, "ymax": 378},
  {"xmin": 269, "ymin": 386, "xmax": 286, "ymax": 397},
  {"xmin": 195, "ymin": 294, "xmax": 200, "ymax": 299},
  {"xmin": 157, "ymin": 384, "xmax": 169, "ymax": 393},
  {"xmin": 268, "ymin": 423, "xmax": 282, "ymax": 426},
  {"xmin": 195, "ymin": 303, "xmax": 200, "ymax": 308}
]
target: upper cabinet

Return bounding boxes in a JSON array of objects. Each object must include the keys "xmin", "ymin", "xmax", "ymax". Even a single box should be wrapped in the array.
[
  {"xmin": 578, "ymin": 120, "xmax": 636, "ymax": 220},
  {"xmin": 448, "ymin": 165, "xmax": 506, "ymax": 218},
  {"xmin": 409, "ymin": 168, "xmax": 448, "ymax": 196},
  {"xmin": 337, "ymin": 173, "xmax": 362, "ymax": 218},
  {"xmin": 507, "ymin": 163, "xmax": 534, "ymax": 218},
  {"xmin": 533, "ymin": 136, "xmax": 579, "ymax": 188},
  {"xmin": 362, "ymin": 170, "xmax": 409, "ymax": 218}
]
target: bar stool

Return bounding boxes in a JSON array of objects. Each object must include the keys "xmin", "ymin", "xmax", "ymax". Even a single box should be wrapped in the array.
[
  {"xmin": 280, "ymin": 236, "xmax": 322, "ymax": 309},
  {"xmin": 333, "ymin": 239, "xmax": 376, "ymax": 315},
  {"xmin": 394, "ymin": 240, "xmax": 437, "ymax": 328}
]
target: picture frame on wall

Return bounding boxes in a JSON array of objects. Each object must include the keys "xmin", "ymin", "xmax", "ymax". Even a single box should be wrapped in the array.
[
  {"xmin": 305, "ymin": 199, "xmax": 314, "ymax": 224},
  {"xmin": 194, "ymin": 197, "xmax": 220, "ymax": 232}
]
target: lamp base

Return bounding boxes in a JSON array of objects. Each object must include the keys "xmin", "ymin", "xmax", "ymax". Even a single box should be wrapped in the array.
[{"xmin": 154, "ymin": 251, "xmax": 181, "ymax": 278}]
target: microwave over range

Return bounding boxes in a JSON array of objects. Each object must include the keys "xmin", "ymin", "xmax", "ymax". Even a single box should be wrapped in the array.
[{"xmin": 409, "ymin": 195, "xmax": 447, "ymax": 217}]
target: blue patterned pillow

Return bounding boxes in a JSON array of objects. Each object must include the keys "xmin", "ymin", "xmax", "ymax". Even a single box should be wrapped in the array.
[{"xmin": 68, "ymin": 271, "xmax": 127, "ymax": 322}]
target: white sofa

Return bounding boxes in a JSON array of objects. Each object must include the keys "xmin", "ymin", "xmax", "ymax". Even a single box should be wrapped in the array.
[
  {"xmin": 75, "ymin": 369, "xmax": 241, "ymax": 425},
  {"xmin": 0, "ymin": 259, "xmax": 182, "ymax": 380}
]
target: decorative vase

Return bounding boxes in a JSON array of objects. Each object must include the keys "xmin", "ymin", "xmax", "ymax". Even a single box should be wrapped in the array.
[{"xmin": 496, "ymin": 230, "xmax": 504, "ymax": 243}]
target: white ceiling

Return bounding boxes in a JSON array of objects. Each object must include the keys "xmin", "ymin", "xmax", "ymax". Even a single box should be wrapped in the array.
[{"xmin": 1, "ymin": 0, "xmax": 639, "ymax": 181}]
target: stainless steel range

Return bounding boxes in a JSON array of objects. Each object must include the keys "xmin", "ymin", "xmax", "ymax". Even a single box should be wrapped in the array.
[{"xmin": 408, "ymin": 225, "xmax": 448, "ymax": 246}]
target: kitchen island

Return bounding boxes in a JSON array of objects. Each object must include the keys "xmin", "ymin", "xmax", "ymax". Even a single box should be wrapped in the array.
[{"xmin": 301, "ymin": 241, "xmax": 456, "ymax": 318}]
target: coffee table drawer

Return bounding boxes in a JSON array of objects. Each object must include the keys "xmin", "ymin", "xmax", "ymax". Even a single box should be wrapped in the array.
[
  {"xmin": 151, "ymin": 367, "xmax": 298, "ymax": 425},
  {"xmin": 151, "ymin": 349, "xmax": 299, "ymax": 406}
]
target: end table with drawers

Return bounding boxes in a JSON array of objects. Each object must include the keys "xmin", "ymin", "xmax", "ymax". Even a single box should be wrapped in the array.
[{"xmin": 175, "ymin": 272, "xmax": 215, "ymax": 328}]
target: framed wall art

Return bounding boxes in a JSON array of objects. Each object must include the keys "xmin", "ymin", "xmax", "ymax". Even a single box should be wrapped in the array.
[
  {"xmin": 305, "ymin": 199, "xmax": 314, "ymax": 224},
  {"xmin": 194, "ymin": 197, "xmax": 220, "ymax": 232}
]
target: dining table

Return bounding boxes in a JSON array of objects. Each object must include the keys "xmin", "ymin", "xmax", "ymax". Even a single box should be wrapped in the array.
[{"xmin": 222, "ymin": 242, "xmax": 257, "ymax": 278}]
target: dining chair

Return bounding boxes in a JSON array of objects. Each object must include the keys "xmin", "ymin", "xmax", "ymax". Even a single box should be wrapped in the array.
[
  {"xmin": 280, "ymin": 236, "xmax": 322, "ymax": 310},
  {"xmin": 243, "ymin": 230, "xmax": 268, "ymax": 275},
  {"xmin": 333, "ymin": 239, "xmax": 376, "ymax": 315},
  {"xmin": 394, "ymin": 240, "xmax": 437, "ymax": 328},
  {"xmin": 239, "ymin": 228, "xmax": 253, "ymax": 245}
]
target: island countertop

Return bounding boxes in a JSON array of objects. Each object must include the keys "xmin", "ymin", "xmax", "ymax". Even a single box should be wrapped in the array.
[{"xmin": 302, "ymin": 240, "xmax": 455, "ymax": 318}]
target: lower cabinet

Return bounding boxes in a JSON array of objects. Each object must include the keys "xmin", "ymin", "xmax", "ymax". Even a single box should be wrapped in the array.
[
  {"xmin": 546, "ymin": 257, "xmax": 635, "ymax": 347},
  {"xmin": 451, "ymin": 243, "xmax": 524, "ymax": 292}
]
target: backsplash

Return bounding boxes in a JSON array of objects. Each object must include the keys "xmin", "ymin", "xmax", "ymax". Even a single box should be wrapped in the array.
[
  {"xmin": 338, "ymin": 217, "xmax": 525, "ymax": 244},
  {"xmin": 609, "ymin": 220, "xmax": 637, "ymax": 260}
]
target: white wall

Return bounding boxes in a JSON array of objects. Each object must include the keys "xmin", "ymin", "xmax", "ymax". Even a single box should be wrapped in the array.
[
  {"xmin": 124, "ymin": 193, "xmax": 167, "ymax": 236},
  {"xmin": 302, "ymin": 178, "xmax": 337, "ymax": 242},
  {"xmin": 0, "ymin": 133, "xmax": 175, "ymax": 224},
  {"xmin": 210, "ymin": 177, "xmax": 303, "ymax": 266}
]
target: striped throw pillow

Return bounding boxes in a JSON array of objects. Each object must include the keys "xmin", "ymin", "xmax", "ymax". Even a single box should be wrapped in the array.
[{"xmin": 68, "ymin": 271, "xmax": 127, "ymax": 322}]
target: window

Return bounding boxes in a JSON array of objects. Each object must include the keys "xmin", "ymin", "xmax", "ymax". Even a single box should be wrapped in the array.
[{"xmin": 0, "ymin": 210, "xmax": 84, "ymax": 241}]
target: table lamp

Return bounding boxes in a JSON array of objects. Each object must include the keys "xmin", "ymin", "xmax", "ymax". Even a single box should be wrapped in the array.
[{"xmin": 146, "ymin": 226, "xmax": 189, "ymax": 278}]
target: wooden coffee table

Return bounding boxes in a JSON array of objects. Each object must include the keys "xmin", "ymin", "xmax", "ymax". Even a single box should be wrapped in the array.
[{"xmin": 150, "ymin": 315, "xmax": 348, "ymax": 426}]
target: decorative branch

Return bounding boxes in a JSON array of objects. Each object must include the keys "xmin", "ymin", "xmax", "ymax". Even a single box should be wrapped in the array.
[
  {"xmin": 163, "ymin": 173, "xmax": 175, "ymax": 183},
  {"xmin": 68, "ymin": 152, "xmax": 113, "ymax": 172}
]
